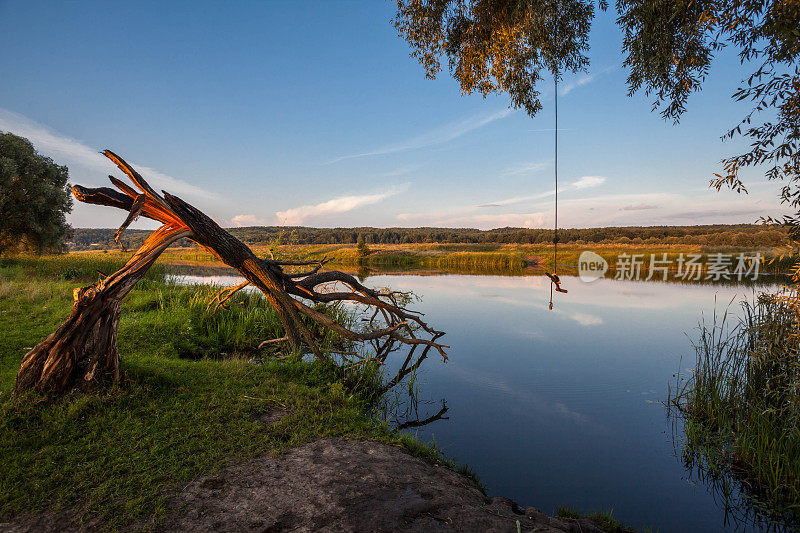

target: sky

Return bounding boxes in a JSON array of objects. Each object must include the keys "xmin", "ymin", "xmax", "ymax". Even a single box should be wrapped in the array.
[{"xmin": 0, "ymin": 1, "xmax": 788, "ymax": 230}]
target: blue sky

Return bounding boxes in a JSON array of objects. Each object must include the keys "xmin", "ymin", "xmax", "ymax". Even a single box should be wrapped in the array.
[{"xmin": 0, "ymin": 1, "xmax": 786, "ymax": 230}]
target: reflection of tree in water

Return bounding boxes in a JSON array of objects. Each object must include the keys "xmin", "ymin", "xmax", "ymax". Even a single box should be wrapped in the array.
[
  {"xmin": 357, "ymin": 266, "xmax": 371, "ymax": 283},
  {"xmin": 395, "ymin": 399, "xmax": 449, "ymax": 430},
  {"xmin": 332, "ymin": 263, "xmax": 790, "ymax": 289},
  {"xmin": 670, "ymin": 414, "xmax": 796, "ymax": 532},
  {"xmin": 345, "ymin": 286, "xmax": 450, "ymax": 432}
]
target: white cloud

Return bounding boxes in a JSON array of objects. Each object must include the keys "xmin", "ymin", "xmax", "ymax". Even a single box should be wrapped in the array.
[
  {"xmin": 230, "ymin": 214, "xmax": 269, "ymax": 227},
  {"xmin": 573, "ymin": 175, "xmax": 605, "ymax": 189},
  {"xmin": 501, "ymin": 160, "xmax": 550, "ymax": 176},
  {"xmin": 397, "ymin": 210, "xmax": 548, "ymax": 228},
  {"xmin": 396, "ymin": 186, "xmax": 785, "ymax": 230},
  {"xmin": 559, "ymin": 65, "xmax": 617, "ymax": 96},
  {"xmin": 478, "ymin": 175, "xmax": 606, "ymax": 207},
  {"xmin": 560, "ymin": 74, "xmax": 595, "ymax": 96},
  {"xmin": 276, "ymin": 185, "xmax": 408, "ymax": 225},
  {"xmin": 328, "ymin": 109, "xmax": 513, "ymax": 163},
  {"xmin": 560, "ymin": 311, "xmax": 603, "ymax": 326},
  {"xmin": 620, "ymin": 203, "xmax": 659, "ymax": 211},
  {"xmin": 0, "ymin": 108, "xmax": 218, "ymax": 201}
]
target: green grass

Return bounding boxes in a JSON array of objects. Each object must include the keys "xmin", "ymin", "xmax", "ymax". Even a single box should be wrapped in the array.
[
  {"xmin": 671, "ymin": 295, "xmax": 800, "ymax": 525},
  {"xmin": 2, "ymin": 253, "xmax": 166, "ymax": 282},
  {"xmin": 0, "ymin": 255, "xmax": 474, "ymax": 529},
  {"xmin": 556, "ymin": 506, "xmax": 639, "ymax": 532}
]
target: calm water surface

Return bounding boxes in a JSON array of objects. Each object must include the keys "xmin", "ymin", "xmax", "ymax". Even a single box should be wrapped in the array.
[{"xmin": 170, "ymin": 269, "xmax": 784, "ymax": 532}]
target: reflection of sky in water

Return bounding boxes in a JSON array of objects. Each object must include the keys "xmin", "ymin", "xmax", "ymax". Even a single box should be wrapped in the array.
[
  {"xmin": 170, "ymin": 272, "xmax": 777, "ymax": 532},
  {"xmin": 363, "ymin": 274, "xmax": 776, "ymax": 533}
]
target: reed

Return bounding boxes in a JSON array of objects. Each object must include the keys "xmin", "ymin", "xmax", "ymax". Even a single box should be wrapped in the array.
[
  {"xmin": 671, "ymin": 295, "xmax": 800, "ymax": 523},
  {"xmin": 421, "ymin": 251, "xmax": 525, "ymax": 271}
]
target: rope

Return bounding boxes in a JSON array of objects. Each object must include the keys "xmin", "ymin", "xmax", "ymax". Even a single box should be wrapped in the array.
[
  {"xmin": 548, "ymin": 5, "xmax": 567, "ymax": 309},
  {"xmin": 554, "ymin": 73, "xmax": 558, "ymax": 276},
  {"xmin": 549, "ymin": 74, "xmax": 559, "ymax": 311}
]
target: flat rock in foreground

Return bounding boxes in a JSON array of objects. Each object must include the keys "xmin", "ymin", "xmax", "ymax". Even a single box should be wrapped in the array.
[
  {"xmin": 3, "ymin": 439, "xmax": 603, "ymax": 532},
  {"xmin": 159, "ymin": 438, "xmax": 601, "ymax": 532}
]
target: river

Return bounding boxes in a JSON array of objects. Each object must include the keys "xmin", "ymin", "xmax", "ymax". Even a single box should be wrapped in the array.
[{"xmin": 168, "ymin": 266, "xmax": 786, "ymax": 532}]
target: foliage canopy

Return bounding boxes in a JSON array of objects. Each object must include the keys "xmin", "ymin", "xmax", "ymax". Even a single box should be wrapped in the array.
[
  {"xmin": 394, "ymin": 0, "xmax": 799, "ymax": 221},
  {"xmin": 0, "ymin": 132, "xmax": 73, "ymax": 255},
  {"xmin": 394, "ymin": 0, "xmax": 594, "ymax": 116}
]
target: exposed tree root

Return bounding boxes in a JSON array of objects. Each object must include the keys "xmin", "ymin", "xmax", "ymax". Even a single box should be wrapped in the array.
[{"xmin": 15, "ymin": 150, "xmax": 447, "ymax": 394}]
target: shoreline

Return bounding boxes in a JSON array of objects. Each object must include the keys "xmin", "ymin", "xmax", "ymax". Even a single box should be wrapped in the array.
[
  {"xmin": 5, "ymin": 439, "xmax": 613, "ymax": 532},
  {"xmin": 0, "ymin": 255, "xmax": 634, "ymax": 532}
]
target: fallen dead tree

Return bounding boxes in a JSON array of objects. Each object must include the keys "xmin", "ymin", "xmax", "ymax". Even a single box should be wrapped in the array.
[{"xmin": 14, "ymin": 150, "xmax": 447, "ymax": 394}]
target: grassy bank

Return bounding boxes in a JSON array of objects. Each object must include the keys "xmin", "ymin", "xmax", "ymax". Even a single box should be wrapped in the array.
[
  {"xmin": 0, "ymin": 256, "xmax": 464, "ymax": 529},
  {"xmin": 671, "ymin": 295, "xmax": 800, "ymax": 525}
]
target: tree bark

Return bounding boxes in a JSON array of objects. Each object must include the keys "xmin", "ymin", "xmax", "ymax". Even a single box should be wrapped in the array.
[
  {"xmin": 15, "ymin": 224, "xmax": 190, "ymax": 393},
  {"xmin": 15, "ymin": 150, "xmax": 447, "ymax": 394}
]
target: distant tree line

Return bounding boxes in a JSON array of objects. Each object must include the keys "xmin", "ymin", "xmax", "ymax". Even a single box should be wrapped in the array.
[{"xmin": 68, "ymin": 224, "xmax": 789, "ymax": 251}]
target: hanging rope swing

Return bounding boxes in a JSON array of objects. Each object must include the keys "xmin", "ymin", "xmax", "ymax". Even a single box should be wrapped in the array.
[{"xmin": 546, "ymin": 73, "xmax": 567, "ymax": 310}]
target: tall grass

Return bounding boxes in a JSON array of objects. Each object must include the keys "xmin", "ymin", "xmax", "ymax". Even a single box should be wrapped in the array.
[
  {"xmin": 0, "ymin": 256, "xmax": 393, "ymax": 395},
  {"xmin": 422, "ymin": 251, "xmax": 525, "ymax": 271},
  {"xmin": 1, "ymin": 254, "xmax": 165, "ymax": 284},
  {"xmin": 671, "ymin": 295, "xmax": 800, "ymax": 524}
]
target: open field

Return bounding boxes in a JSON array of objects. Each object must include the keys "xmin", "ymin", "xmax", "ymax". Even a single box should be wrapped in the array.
[{"xmin": 70, "ymin": 241, "xmax": 793, "ymax": 276}]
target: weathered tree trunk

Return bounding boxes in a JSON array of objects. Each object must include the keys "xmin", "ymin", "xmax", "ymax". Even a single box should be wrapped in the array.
[
  {"xmin": 15, "ymin": 293, "xmax": 120, "ymax": 393},
  {"xmin": 15, "ymin": 225, "xmax": 190, "ymax": 393},
  {"xmin": 15, "ymin": 150, "xmax": 447, "ymax": 394}
]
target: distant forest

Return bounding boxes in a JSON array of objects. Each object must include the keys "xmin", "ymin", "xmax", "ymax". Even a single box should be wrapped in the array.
[{"xmin": 68, "ymin": 224, "xmax": 789, "ymax": 251}]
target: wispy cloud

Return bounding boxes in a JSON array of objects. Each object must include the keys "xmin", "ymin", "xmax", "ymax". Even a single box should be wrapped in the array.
[
  {"xmin": 554, "ymin": 192, "xmax": 775, "ymax": 227},
  {"xmin": 328, "ymin": 109, "xmax": 513, "ymax": 163},
  {"xmin": 559, "ymin": 65, "xmax": 617, "ymax": 96},
  {"xmin": 447, "ymin": 366, "xmax": 595, "ymax": 427},
  {"xmin": 560, "ymin": 74, "xmax": 596, "ymax": 96},
  {"xmin": 478, "ymin": 195, "xmax": 548, "ymax": 209},
  {"xmin": 276, "ymin": 184, "xmax": 408, "ymax": 225},
  {"xmin": 376, "ymin": 166, "xmax": 419, "ymax": 178},
  {"xmin": 669, "ymin": 207, "xmax": 763, "ymax": 219},
  {"xmin": 620, "ymin": 203, "xmax": 659, "ymax": 211},
  {"xmin": 478, "ymin": 175, "xmax": 606, "ymax": 207},
  {"xmin": 528, "ymin": 128, "xmax": 573, "ymax": 133},
  {"xmin": 395, "ymin": 186, "xmax": 785, "ymax": 230},
  {"xmin": 555, "ymin": 309, "xmax": 603, "ymax": 327},
  {"xmin": 501, "ymin": 160, "xmax": 551, "ymax": 176},
  {"xmin": 0, "ymin": 108, "xmax": 219, "ymax": 201},
  {"xmin": 397, "ymin": 210, "xmax": 548, "ymax": 228}
]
